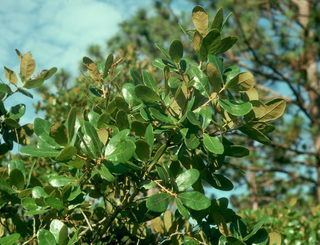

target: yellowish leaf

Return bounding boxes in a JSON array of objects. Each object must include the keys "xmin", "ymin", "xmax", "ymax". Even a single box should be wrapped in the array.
[
  {"xmin": 269, "ymin": 232, "xmax": 281, "ymax": 245},
  {"xmin": 4, "ymin": 66, "xmax": 17, "ymax": 84},
  {"xmin": 20, "ymin": 52, "xmax": 35, "ymax": 80},
  {"xmin": 192, "ymin": 6, "xmax": 208, "ymax": 36},
  {"xmin": 83, "ymin": 57, "xmax": 102, "ymax": 83},
  {"xmin": 193, "ymin": 31, "xmax": 202, "ymax": 51}
]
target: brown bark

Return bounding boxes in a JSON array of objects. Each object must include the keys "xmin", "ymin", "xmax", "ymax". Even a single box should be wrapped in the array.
[{"xmin": 294, "ymin": 0, "xmax": 320, "ymax": 202}]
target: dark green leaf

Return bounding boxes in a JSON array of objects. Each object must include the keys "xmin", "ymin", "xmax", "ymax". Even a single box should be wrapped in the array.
[
  {"xmin": 56, "ymin": 146, "xmax": 76, "ymax": 162},
  {"xmin": 135, "ymin": 139, "xmax": 150, "ymax": 161},
  {"xmin": 169, "ymin": 40, "xmax": 183, "ymax": 63},
  {"xmin": 146, "ymin": 193, "xmax": 172, "ymax": 213},
  {"xmin": 178, "ymin": 191, "xmax": 210, "ymax": 210},
  {"xmin": 211, "ymin": 8, "xmax": 224, "ymax": 30},
  {"xmin": 66, "ymin": 107, "xmax": 77, "ymax": 143},
  {"xmin": 134, "ymin": 85, "xmax": 160, "ymax": 104}
]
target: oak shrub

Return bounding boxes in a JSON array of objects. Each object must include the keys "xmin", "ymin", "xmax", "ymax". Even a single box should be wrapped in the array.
[{"xmin": 0, "ymin": 6, "xmax": 285, "ymax": 244}]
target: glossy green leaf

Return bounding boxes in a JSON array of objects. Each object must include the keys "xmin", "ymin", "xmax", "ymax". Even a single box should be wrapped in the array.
[
  {"xmin": 0, "ymin": 233, "xmax": 20, "ymax": 245},
  {"xmin": 203, "ymin": 133, "xmax": 224, "ymax": 154},
  {"xmin": 134, "ymin": 85, "xmax": 160, "ymax": 104},
  {"xmin": 96, "ymin": 164, "xmax": 115, "ymax": 182},
  {"xmin": 49, "ymin": 175, "xmax": 74, "ymax": 187},
  {"xmin": 224, "ymin": 145, "xmax": 249, "ymax": 158},
  {"xmin": 146, "ymin": 193, "xmax": 172, "ymax": 213},
  {"xmin": 169, "ymin": 40, "xmax": 183, "ymax": 63},
  {"xmin": 56, "ymin": 146, "xmax": 76, "ymax": 162},
  {"xmin": 239, "ymin": 124, "xmax": 271, "ymax": 144},
  {"xmin": 45, "ymin": 197, "xmax": 64, "ymax": 210},
  {"xmin": 37, "ymin": 229, "xmax": 56, "ymax": 245},
  {"xmin": 20, "ymin": 145, "xmax": 60, "ymax": 157},
  {"xmin": 9, "ymin": 104, "xmax": 25, "ymax": 120},
  {"xmin": 34, "ymin": 118, "xmax": 51, "ymax": 136},
  {"xmin": 219, "ymin": 99, "xmax": 252, "ymax": 116},
  {"xmin": 142, "ymin": 70, "xmax": 157, "ymax": 90},
  {"xmin": 145, "ymin": 124, "xmax": 154, "ymax": 148},
  {"xmin": 176, "ymin": 169, "xmax": 200, "ymax": 191},
  {"xmin": 105, "ymin": 130, "xmax": 136, "ymax": 163},
  {"xmin": 178, "ymin": 191, "xmax": 211, "ymax": 210},
  {"xmin": 176, "ymin": 198, "xmax": 190, "ymax": 219},
  {"xmin": 122, "ymin": 83, "xmax": 140, "ymax": 106},
  {"xmin": 32, "ymin": 186, "xmax": 48, "ymax": 199},
  {"xmin": 83, "ymin": 121, "xmax": 103, "ymax": 158},
  {"xmin": 211, "ymin": 8, "xmax": 224, "ymax": 30},
  {"xmin": 66, "ymin": 107, "xmax": 77, "ymax": 143},
  {"xmin": 50, "ymin": 219, "xmax": 68, "ymax": 245}
]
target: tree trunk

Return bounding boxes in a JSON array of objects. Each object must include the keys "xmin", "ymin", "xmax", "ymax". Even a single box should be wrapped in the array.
[{"xmin": 294, "ymin": 0, "xmax": 320, "ymax": 202}]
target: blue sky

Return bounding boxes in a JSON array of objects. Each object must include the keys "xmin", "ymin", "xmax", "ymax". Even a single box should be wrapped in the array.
[{"xmin": 0, "ymin": 0, "xmax": 157, "ymax": 124}]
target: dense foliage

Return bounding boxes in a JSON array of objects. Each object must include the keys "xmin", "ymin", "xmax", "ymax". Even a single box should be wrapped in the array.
[{"xmin": 0, "ymin": 6, "xmax": 287, "ymax": 245}]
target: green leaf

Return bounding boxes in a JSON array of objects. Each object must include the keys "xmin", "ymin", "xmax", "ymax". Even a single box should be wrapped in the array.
[
  {"xmin": 239, "ymin": 124, "xmax": 271, "ymax": 144},
  {"xmin": 0, "ymin": 233, "xmax": 20, "ymax": 245},
  {"xmin": 17, "ymin": 87, "xmax": 33, "ymax": 98},
  {"xmin": 49, "ymin": 175, "xmax": 75, "ymax": 187},
  {"xmin": 103, "ymin": 54, "xmax": 113, "ymax": 78},
  {"xmin": 34, "ymin": 118, "xmax": 51, "ymax": 136},
  {"xmin": 37, "ymin": 229, "xmax": 56, "ymax": 245},
  {"xmin": 9, "ymin": 104, "xmax": 25, "ymax": 120},
  {"xmin": 217, "ymin": 36, "xmax": 237, "ymax": 53},
  {"xmin": 203, "ymin": 133, "xmax": 224, "ymax": 154},
  {"xmin": 176, "ymin": 169, "xmax": 200, "ymax": 191},
  {"xmin": 211, "ymin": 8, "xmax": 224, "ymax": 30},
  {"xmin": 142, "ymin": 70, "xmax": 157, "ymax": 91},
  {"xmin": 169, "ymin": 40, "xmax": 183, "ymax": 63},
  {"xmin": 189, "ymin": 65, "xmax": 210, "ymax": 97},
  {"xmin": 122, "ymin": 83, "xmax": 140, "ymax": 106},
  {"xmin": 192, "ymin": 6, "xmax": 208, "ymax": 36},
  {"xmin": 178, "ymin": 191, "xmax": 211, "ymax": 210},
  {"xmin": 66, "ymin": 107, "xmax": 77, "ymax": 143},
  {"xmin": 45, "ymin": 197, "xmax": 64, "ymax": 210},
  {"xmin": 23, "ymin": 77, "xmax": 45, "ymax": 89},
  {"xmin": 20, "ymin": 145, "xmax": 60, "ymax": 157},
  {"xmin": 184, "ymin": 133, "xmax": 200, "ymax": 150},
  {"xmin": 219, "ymin": 99, "xmax": 252, "ymax": 116},
  {"xmin": 83, "ymin": 121, "xmax": 103, "ymax": 158},
  {"xmin": 96, "ymin": 164, "xmax": 115, "ymax": 182},
  {"xmin": 32, "ymin": 186, "xmax": 48, "ymax": 199},
  {"xmin": 207, "ymin": 174, "xmax": 234, "ymax": 191},
  {"xmin": 224, "ymin": 145, "xmax": 249, "ymax": 158},
  {"xmin": 56, "ymin": 146, "xmax": 76, "ymax": 162},
  {"xmin": 105, "ymin": 130, "xmax": 136, "ymax": 163},
  {"xmin": 146, "ymin": 193, "xmax": 172, "ymax": 213},
  {"xmin": 176, "ymin": 198, "xmax": 190, "ymax": 219},
  {"xmin": 9, "ymin": 169, "xmax": 24, "ymax": 189},
  {"xmin": 149, "ymin": 108, "xmax": 174, "ymax": 124},
  {"xmin": 134, "ymin": 85, "xmax": 160, "ymax": 104},
  {"xmin": 135, "ymin": 139, "xmax": 150, "ymax": 161},
  {"xmin": 50, "ymin": 219, "xmax": 68, "ymax": 245},
  {"xmin": 145, "ymin": 124, "xmax": 154, "ymax": 148}
]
